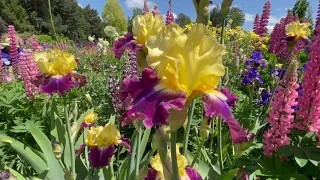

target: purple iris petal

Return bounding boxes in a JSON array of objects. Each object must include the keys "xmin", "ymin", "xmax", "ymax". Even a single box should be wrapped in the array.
[
  {"xmin": 242, "ymin": 67, "xmax": 263, "ymax": 85},
  {"xmin": 119, "ymin": 68, "xmax": 186, "ymax": 128},
  {"xmin": 38, "ymin": 73, "xmax": 87, "ymax": 96},
  {"xmin": 185, "ymin": 167, "xmax": 202, "ymax": 180},
  {"xmin": 113, "ymin": 32, "xmax": 142, "ymax": 59},
  {"xmin": 244, "ymin": 60, "xmax": 252, "ymax": 66},
  {"xmin": 251, "ymin": 51, "xmax": 263, "ymax": 62},
  {"xmin": 89, "ymin": 146, "xmax": 114, "ymax": 168},
  {"xmin": 203, "ymin": 93, "xmax": 253, "ymax": 144},
  {"xmin": 220, "ymin": 88, "xmax": 238, "ymax": 108},
  {"xmin": 144, "ymin": 169, "xmax": 158, "ymax": 180},
  {"xmin": 259, "ymin": 93, "xmax": 272, "ymax": 105},
  {"xmin": 40, "ymin": 74, "xmax": 74, "ymax": 96},
  {"xmin": 119, "ymin": 137, "xmax": 132, "ymax": 153}
]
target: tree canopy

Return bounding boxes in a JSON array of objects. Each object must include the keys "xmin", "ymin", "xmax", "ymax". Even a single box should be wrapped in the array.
[
  {"xmin": 175, "ymin": 13, "xmax": 192, "ymax": 27},
  {"xmin": 102, "ymin": 0, "xmax": 128, "ymax": 35}
]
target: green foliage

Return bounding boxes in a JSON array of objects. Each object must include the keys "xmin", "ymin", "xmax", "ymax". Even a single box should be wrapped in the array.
[
  {"xmin": 102, "ymin": 0, "xmax": 128, "ymax": 35},
  {"xmin": 175, "ymin": 13, "xmax": 192, "ymax": 28},
  {"xmin": 127, "ymin": 8, "xmax": 142, "ymax": 33},
  {"xmin": 227, "ymin": 7, "xmax": 245, "ymax": 28},
  {"xmin": 0, "ymin": 0, "xmax": 34, "ymax": 33},
  {"xmin": 37, "ymin": 34, "xmax": 55, "ymax": 43},
  {"xmin": 210, "ymin": 5, "xmax": 222, "ymax": 27},
  {"xmin": 292, "ymin": 0, "xmax": 310, "ymax": 21}
]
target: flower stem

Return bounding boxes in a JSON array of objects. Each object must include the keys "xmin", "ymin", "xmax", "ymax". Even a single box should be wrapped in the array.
[
  {"xmin": 83, "ymin": 129, "xmax": 90, "ymax": 168},
  {"xmin": 171, "ymin": 131, "xmax": 180, "ymax": 180},
  {"xmin": 47, "ymin": 0, "xmax": 58, "ymax": 40},
  {"xmin": 63, "ymin": 95, "xmax": 76, "ymax": 177},
  {"xmin": 135, "ymin": 125, "xmax": 142, "ymax": 177},
  {"xmin": 190, "ymin": 139, "xmax": 205, "ymax": 168},
  {"xmin": 217, "ymin": 118, "xmax": 224, "ymax": 173},
  {"xmin": 182, "ymin": 100, "xmax": 196, "ymax": 156}
]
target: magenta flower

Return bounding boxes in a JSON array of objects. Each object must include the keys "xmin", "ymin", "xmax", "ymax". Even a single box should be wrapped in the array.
[
  {"xmin": 33, "ymin": 49, "xmax": 87, "ymax": 96},
  {"xmin": 113, "ymin": 33, "xmax": 142, "ymax": 59},
  {"xmin": 165, "ymin": 0, "xmax": 174, "ymax": 25},
  {"xmin": 295, "ymin": 27, "xmax": 320, "ymax": 144},
  {"xmin": 263, "ymin": 60, "xmax": 299, "ymax": 157},
  {"xmin": 32, "ymin": 35, "xmax": 42, "ymax": 52},
  {"xmin": 253, "ymin": 14, "xmax": 260, "ymax": 35},
  {"xmin": 259, "ymin": 1, "xmax": 270, "ymax": 36},
  {"xmin": 220, "ymin": 88, "xmax": 238, "ymax": 109},
  {"xmin": 8, "ymin": 25, "xmax": 19, "ymax": 75}
]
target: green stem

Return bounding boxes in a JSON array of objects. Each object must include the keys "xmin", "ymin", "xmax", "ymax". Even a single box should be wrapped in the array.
[
  {"xmin": 190, "ymin": 139, "xmax": 205, "ymax": 168},
  {"xmin": 135, "ymin": 125, "xmax": 142, "ymax": 177},
  {"xmin": 220, "ymin": 19, "xmax": 226, "ymax": 45},
  {"xmin": 182, "ymin": 100, "xmax": 196, "ymax": 156},
  {"xmin": 83, "ymin": 129, "xmax": 90, "ymax": 168},
  {"xmin": 249, "ymin": 85, "xmax": 254, "ymax": 115},
  {"xmin": 127, "ymin": 131, "xmax": 137, "ymax": 179},
  {"xmin": 171, "ymin": 131, "xmax": 180, "ymax": 180},
  {"xmin": 217, "ymin": 118, "xmax": 224, "ymax": 173},
  {"xmin": 63, "ymin": 95, "xmax": 76, "ymax": 177},
  {"xmin": 48, "ymin": 0, "xmax": 58, "ymax": 40}
]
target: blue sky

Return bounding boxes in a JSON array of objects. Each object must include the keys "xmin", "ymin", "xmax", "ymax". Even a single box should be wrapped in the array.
[{"xmin": 77, "ymin": 0, "xmax": 318, "ymax": 31}]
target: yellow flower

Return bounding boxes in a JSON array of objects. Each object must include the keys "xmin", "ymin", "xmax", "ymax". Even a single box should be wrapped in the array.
[
  {"xmin": 86, "ymin": 123, "xmax": 120, "ymax": 147},
  {"xmin": 133, "ymin": 12, "xmax": 164, "ymax": 45},
  {"xmin": 286, "ymin": 22, "xmax": 311, "ymax": 39},
  {"xmin": 146, "ymin": 24, "xmax": 225, "ymax": 98},
  {"xmin": 250, "ymin": 32, "xmax": 260, "ymax": 41},
  {"xmin": 84, "ymin": 112, "xmax": 98, "ymax": 124},
  {"xmin": 228, "ymin": 19, "xmax": 233, "ymax": 25},
  {"xmin": 150, "ymin": 146, "xmax": 188, "ymax": 178},
  {"xmin": 275, "ymin": 63, "xmax": 283, "ymax": 68},
  {"xmin": 261, "ymin": 44, "xmax": 267, "ymax": 49},
  {"xmin": 34, "ymin": 49, "xmax": 77, "ymax": 76}
]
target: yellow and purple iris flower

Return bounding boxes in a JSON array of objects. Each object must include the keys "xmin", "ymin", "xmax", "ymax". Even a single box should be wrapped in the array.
[
  {"xmin": 144, "ymin": 147, "xmax": 202, "ymax": 180},
  {"xmin": 285, "ymin": 22, "xmax": 311, "ymax": 43},
  {"xmin": 85, "ymin": 123, "xmax": 131, "ymax": 168},
  {"xmin": 33, "ymin": 49, "xmax": 87, "ymax": 96},
  {"xmin": 118, "ymin": 13, "xmax": 252, "ymax": 144}
]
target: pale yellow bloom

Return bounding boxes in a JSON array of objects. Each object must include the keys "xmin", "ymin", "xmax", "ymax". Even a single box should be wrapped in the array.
[
  {"xmin": 133, "ymin": 12, "xmax": 164, "ymax": 45},
  {"xmin": 34, "ymin": 49, "xmax": 77, "ymax": 76},
  {"xmin": 146, "ymin": 24, "xmax": 225, "ymax": 98},
  {"xmin": 150, "ymin": 145, "xmax": 188, "ymax": 178},
  {"xmin": 84, "ymin": 112, "xmax": 98, "ymax": 124},
  {"xmin": 86, "ymin": 123, "xmax": 120, "ymax": 147},
  {"xmin": 286, "ymin": 22, "xmax": 311, "ymax": 39}
]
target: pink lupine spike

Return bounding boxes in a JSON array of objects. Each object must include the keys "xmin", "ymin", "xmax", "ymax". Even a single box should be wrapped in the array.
[{"xmin": 263, "ymin": 59, "xmax": 299, "ymax": 157}]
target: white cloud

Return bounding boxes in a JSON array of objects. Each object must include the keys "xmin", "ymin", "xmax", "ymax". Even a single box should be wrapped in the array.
[
  {"xmin": 78, "ymin": 3, "xmax": 83, "ymax": 8},
  {"xmin": 267, "ymin": 25, "xmax": 275, "ymax": 33},
  {"xmin": 124, "ymin": 0, "xmax": 154, "ymax": 9},
  {"xmin": 269, "ymin": 15, "xmax": 281, "ymax": 25},
  {"xmin": 208, "ymin": 5, "xmax": 216, "ymax": 11},
  {"xmin": 172, "ymin": 12, "xmax": 177, "ymax": 19},
  {"xmin": 245, "ymin": 13, "xmax": 255, "ymax": 22}
]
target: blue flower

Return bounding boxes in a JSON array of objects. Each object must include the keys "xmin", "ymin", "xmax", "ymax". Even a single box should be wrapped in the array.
[
  {"xmin": 259, "ymin": 93, "xmax": 272, "ymax": 105},
  {"xmin": 242, "ymin": 67, "xmax": 263, "ymax": 85}
]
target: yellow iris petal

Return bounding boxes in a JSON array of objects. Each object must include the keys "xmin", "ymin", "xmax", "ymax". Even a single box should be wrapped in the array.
[
  {"xmin": 34, "ymin": 49, "xmax": 77, "ymax": 76},
  {"xmin": 286, "ymin": 22, "xmax": 311, "ymax": 39},
  {"xmin": 133, "ymin": 12, "xmax": 164, "ymax": 45},
  {"xmin": 84, "ymin": 112, "xmax": 98, "ymax": 124},
  {"xmin": 96, "ymin": 123, "xmax": 121, "ymax": 147},
  {"xmin": 85, "ymin": 123, "xmax": 120, "ymax": 148},
  {"xmin": 146, "ymin": 24, "xmax": 225, "ymax": 97},
  {"xmin": 150, "ymin": 145, "xmax": 188, "ymax": 178}
]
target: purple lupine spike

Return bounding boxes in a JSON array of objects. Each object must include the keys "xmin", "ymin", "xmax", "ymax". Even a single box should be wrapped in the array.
[
  {"xmin": 143, "ymin": 0, "xmax": 149, "ymax": 14},
  {"xmin": 316, "ymin": 0, "xmax": 320, "ymax": 27},
  {"xmin": 259, "ymin": 1, "xmax": 270, "ymax": 36},
  {"xmin": 166, "ymin": 0, "xmax": 175, "ymax": 25},
  {"xmin": 253, "ymin": 14, "xmax": 260, "ymax": 34}
]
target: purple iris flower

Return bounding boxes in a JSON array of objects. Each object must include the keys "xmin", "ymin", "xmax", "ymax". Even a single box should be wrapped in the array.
[
  {"xmin": 242, "ymin": 67, "xmax": 263, "ymax": 85},
  {"xmin": 259, "ymin": 93, "xmax": 272, "ymax": 105}
]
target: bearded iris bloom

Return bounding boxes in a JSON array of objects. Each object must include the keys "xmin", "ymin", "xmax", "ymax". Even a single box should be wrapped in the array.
[
  {"xmin": 285, "ymin": 22, "xmax": 311, "ymax": 42},
  {"xmin": 119, "ymin": 23, "xmax": 252, "ymax": 144},
  {"xmin": 82, "ymin": 112, "xmax": 98, "ymax": 128},
  {"xmin": 85, "ymin": 123, "xmax": 131, "ymax": 168},
  {"xmin": 33, "ymin": 49, "xmax": 87, "ymax": 96},
  {"xmin": 144, "ymin": 147, "xmax": 202, "ymax": 180}
]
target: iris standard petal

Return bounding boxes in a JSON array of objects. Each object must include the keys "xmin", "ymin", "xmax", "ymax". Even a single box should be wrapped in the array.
[
  {"xmin": 144, "ymin": 169, "xmax": 159, "ymax": 180},
  {"xmin": 119, "ymin": 68, "xmax": 186, "ymax": 128}
]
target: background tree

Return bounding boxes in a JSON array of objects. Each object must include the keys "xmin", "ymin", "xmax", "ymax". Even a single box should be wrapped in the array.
[
  {"xmin": 83, "ymin": 5, "xmax": 105, "ymax": 38},
  {"xmin": 127, "ymin": 8, "xmax": 142, "ymax": 33},
  {"xmin": 210, "ymin": 5, "xmax": 222, "ymax": 27},
  {"xmin": 175, "ymin": 13, "xmax": 192, "ymax": 27},
  {"xmin": 307, "ymin": 6, "xmax": 313, "ymax": 29},
  {"xmin": 0, "ymin": 0, "xmax": 34, "ymax": 33},
  {"xmin": 292, "ymin": 0, "xmax": 310, "ymax": 21},
  {"xmin": 227, "ymin": 7, "xmax": 245, "ymax": 28},
  {"xmin": 102, "ymin": 0, "xmax": 128, "ymax": 35}
]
